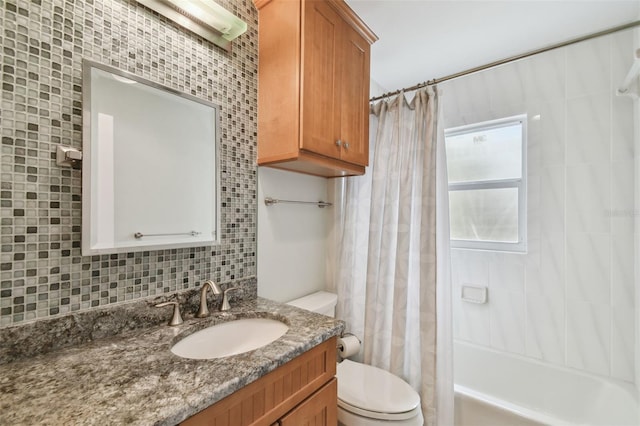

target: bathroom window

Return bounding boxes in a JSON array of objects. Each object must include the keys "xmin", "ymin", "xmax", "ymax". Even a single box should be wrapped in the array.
[{"xmin": 444, "ymin": 115, "xmax": 527, "ymax": 252}]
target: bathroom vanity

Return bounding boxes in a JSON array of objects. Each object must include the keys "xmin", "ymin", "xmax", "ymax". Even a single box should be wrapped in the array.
[
  {"xmin": 182, "ymin": 337, "xmax": 337, "ymax": 425},
  {"xmin": 0, "ymin": 296, "xmax": 343, "ymax": 425}
]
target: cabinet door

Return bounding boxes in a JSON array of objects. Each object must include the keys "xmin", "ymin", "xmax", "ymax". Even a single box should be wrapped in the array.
[
  {"xmin": 279, "ymin": 378, "xmax": 337, "ymax": 426},
  {"xmin": 338, "ymin": 23, "xmax": 370, "ymax": 166},
  {"xmin": 301, "ymin": 0, "xmax": 342, "ymax": 160}
]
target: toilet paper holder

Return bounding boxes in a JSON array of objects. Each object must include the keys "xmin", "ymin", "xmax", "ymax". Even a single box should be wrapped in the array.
[
  {"xmin": 337, "ymin": 333, "xmax": 362, "ymax": 358},
  {"xmin": 338, "ymin": 332, "xmax": 361, "ymax": 350}
]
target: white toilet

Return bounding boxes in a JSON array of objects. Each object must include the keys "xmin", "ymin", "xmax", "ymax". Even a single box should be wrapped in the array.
[{"xmin": 287, "ymin": 291, "xmax": 424, "ymax": 426}]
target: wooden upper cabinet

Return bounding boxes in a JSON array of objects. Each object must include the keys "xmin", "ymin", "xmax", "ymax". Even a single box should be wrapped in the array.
[{"xmin": 254, "ymin": 0, "xmax": 377, "ymax": 177}]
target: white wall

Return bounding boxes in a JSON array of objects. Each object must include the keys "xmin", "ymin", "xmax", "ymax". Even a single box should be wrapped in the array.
[
  {"xmin": 257, "ymin": 167, "xmax": 329, "ymax": 302},
  {"xmin": 444, "ymin": 29, "xmax": 637, "ymax": 382},
  {"xmin": 257, "ymin": 79, "xmax": 385, "ymax": 303},
  {"xmin": 370, "ymin": 78, "xmax": 387, "ymax": 98}
]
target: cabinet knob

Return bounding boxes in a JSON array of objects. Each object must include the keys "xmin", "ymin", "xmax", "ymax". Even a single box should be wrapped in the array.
[
  {"xmin": 335, "ymin": 140, "xmax": 342, "ymax": 147},
  {"xmin": 343, "ymin": 142, "xmax": 350, "ymax": 149}
]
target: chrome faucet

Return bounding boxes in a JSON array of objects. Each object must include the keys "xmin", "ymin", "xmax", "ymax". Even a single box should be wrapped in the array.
[{"xmin": 196, "ymin": 279, "xmax": 222, "ymax": 318}]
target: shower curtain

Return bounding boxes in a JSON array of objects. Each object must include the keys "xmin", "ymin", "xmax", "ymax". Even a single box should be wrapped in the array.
[{"xmin": 328, "ymin": 86, "xmax": 453, "ymax": 425}]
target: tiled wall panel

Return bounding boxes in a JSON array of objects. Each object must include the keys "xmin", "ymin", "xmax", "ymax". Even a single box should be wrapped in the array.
[
  {"xmin": 445, "ymin": 29, "xmax": 637, "ymax": 382},
  {"xmin": 0, "ymin": 0, "xmax": 258, "ymax": 327}
]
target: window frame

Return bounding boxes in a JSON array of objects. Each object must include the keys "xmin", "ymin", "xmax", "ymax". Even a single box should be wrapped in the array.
[{"xmin": 445, "ymin": 115, "xmax": 527, "ymax": 253}]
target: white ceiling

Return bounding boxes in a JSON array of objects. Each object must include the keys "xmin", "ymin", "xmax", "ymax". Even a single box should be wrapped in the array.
[{"xmin": 345, "ymin": 0, "xmax": 640, "ymax": 93}]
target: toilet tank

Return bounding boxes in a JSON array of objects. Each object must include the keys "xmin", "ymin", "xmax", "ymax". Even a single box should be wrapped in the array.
[{"xmin": 287, "ymin": 291, "xmax": 338, "ymax": 317}]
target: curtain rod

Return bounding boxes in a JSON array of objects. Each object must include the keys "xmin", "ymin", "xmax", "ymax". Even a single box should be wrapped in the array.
[{"xmin": 370, "ymin": 20, "xmax": 640, "ymax": 102}]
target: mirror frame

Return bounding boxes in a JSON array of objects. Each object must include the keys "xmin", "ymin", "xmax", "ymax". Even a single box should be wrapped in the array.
[{"xmin": 81, "ymin": 59, "xmax": 221, "ymax": 255}]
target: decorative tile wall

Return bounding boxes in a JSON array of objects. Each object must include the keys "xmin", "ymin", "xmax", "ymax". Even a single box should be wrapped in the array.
[
  {"xmin": 444, "ymin": 29, "xmax": 637, "ymax": 382},
  {"xmin": 0, "ymin": 0, "xmax": 258, "ymax": 327}
]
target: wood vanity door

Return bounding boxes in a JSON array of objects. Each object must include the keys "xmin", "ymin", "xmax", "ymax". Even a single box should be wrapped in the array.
[{"xmin": 278, "ymin": 378, "xmax": 337, "ymax": 426}]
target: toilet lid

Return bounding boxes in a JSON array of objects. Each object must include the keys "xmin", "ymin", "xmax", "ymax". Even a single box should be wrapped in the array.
[{"xmin": 336, "ymin": 359, "xmax": 421, "ymax": 415}]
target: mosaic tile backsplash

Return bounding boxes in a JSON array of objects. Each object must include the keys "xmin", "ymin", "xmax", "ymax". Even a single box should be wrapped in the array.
[{"xmin": 0, "ymin": 0, "xmax": 258, "ymax": 327}]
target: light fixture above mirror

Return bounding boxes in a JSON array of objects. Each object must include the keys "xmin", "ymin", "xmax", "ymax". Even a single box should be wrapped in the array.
[{"xmin": 136, "ymin": 0, "xmax": 247, "ymax": 52}]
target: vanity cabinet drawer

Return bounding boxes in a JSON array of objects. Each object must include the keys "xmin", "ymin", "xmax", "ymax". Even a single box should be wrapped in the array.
[
  {"xmin": 278, "ymin": 378, "xmax": 337, "ymax": 426},
  {"xmin": 181, "ymin": 336, "xmax": 337, "ymax": 426}
]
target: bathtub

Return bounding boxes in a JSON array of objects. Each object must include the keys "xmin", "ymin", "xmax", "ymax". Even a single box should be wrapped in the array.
[{"xmin": 453, "ymin": 341, "xmax": 639, "ymax": 426}]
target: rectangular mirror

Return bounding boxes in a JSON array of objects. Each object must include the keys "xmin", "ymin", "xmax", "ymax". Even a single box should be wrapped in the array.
[{"xmin": 82, "ymin": 60, "xmax": 220, "ymax": 255}]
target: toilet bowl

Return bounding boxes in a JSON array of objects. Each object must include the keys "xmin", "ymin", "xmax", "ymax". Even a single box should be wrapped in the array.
[{"xmin": 287, "ymin": 292, "xmax": 424, "ymax": 426}]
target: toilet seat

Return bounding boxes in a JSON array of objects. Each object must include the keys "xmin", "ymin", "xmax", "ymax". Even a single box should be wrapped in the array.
[
  {"xmin": 336, "ymin": 359, "xmax": 421, "ymax": 421},
  {"xmin": 338, "ymin": 399, "xmax": 421, "ymax": 421}
]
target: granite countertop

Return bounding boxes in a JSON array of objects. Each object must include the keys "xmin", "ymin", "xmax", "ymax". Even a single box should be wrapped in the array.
[{"xmin": 0, "ymin": 297, "xmax": 344, "ymax": 425}]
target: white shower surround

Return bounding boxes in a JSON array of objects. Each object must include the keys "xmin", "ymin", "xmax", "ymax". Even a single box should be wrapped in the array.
[{"xmin": 443, "ymin": 27, "xmax": 637, "ymax": 384}]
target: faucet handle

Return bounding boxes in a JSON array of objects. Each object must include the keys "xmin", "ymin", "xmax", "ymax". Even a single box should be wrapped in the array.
[
  {"xmin": 221, "ymin": 287, "xmax": 239, "ymax": 311},
  {"xmin": 155, "ymin": 301, "xmax": 183, "ymax": 326}
]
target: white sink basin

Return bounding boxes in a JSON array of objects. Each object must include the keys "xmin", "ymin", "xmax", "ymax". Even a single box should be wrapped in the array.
[{"xmin": 171, "ymin": 318, "xmax": 289, "ymax": 359}]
